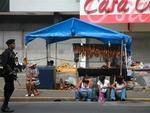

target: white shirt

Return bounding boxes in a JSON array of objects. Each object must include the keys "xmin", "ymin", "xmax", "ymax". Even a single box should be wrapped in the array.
[
  {"xmin": 115, "ymin": 82, "xmax": 125, "ymax": 92},
  {"xmin": 81, "ymin": 82, "xmax": 90, "ymax": 88},
  {"xmin": 80, "ymin": 82, "xmax": 90, "ymax": 91},
  {"xmin": 97, "ymin": 79, "xmax": 109, "ymax": 93}
]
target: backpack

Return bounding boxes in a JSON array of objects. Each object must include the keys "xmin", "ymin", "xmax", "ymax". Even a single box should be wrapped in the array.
[
  {"xmin": 0, "ymin": 54, "xmax": 4, "ymax": 77},
  {"xmin": 0, "ymin": 54, "xmax": 2, "ymax": 67}
]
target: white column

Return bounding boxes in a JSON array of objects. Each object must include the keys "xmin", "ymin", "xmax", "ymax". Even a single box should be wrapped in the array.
[{"xmin": 79, "ymin": 39, "xmax": 86, "ymax": 68}]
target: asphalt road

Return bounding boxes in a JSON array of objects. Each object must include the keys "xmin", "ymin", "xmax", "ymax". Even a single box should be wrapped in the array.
[{"xmin": 0, "ymin": 102, "xmax": 150, "ymax": 113}]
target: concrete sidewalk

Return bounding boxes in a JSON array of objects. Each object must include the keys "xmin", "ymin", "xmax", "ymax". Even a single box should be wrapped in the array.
[
  {"xmin": 0, "ymin": 88, "xmax": 150, "ymax": 102},
  {"xmin": 0, "ymin": 72, "xmax": 150, "ymax": 102}
]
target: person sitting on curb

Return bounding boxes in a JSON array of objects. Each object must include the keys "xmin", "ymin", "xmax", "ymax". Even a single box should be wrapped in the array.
[
  {"xmin": 97, "ymin": 75, "xmax": 110, "ymax": 103},
  {"xmin": 110, "ymin": 75, "xmax": 127, "ymax": 101},
  {"xmin": 25, "ymin": 63, "xmax": 40, "ymax": 96},
  {"xmin": 75, "ymin": 76, "xmax": 93, "ymax": 101}
]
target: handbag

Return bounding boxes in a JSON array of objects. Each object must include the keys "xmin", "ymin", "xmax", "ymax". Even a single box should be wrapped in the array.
[{"xmin": 35, "ymin": 79, "xmax": 40, "ymax": 86}]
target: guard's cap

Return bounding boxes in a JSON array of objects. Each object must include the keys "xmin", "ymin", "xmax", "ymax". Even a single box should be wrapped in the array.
[{"xmin": 6, "ymin": 39, "xmax": 15, "ymax": 45}]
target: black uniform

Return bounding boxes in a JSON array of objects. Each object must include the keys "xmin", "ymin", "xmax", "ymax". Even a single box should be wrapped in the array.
[{"xmin": 1, "ymin": 48, "xmax": 16, "ymax": 110}]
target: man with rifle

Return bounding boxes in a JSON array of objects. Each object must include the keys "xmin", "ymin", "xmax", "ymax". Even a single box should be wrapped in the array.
[{"xmin": 1, "ymin": 39, "xmax": 17, "ymax": 112}]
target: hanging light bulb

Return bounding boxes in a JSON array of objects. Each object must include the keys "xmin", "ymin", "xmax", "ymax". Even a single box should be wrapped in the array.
[{"xmin": 108, "ymin": 41, "xmax": 111, "ymax": 47}]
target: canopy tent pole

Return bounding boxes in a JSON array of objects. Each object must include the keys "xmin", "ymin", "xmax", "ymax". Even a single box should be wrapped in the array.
[
  {"xmin": 24, "ymin": 44, "xmax": 28, "ymax": 66},
  {"xmin": 124, "ymin": 40, "xmax": 128, "ymax": 80},
  {"xmin": 120, "ymin": 40, "xmax": 123, "ymax": 76},
  {"xmin": 46, "ymin": 40, "xmax": 49, "ymax": 65},
  {"xmin": 55, "ymin": 43, "xmax": 58, "ymax": 67},
  {"xmin": 25, "ymin": 45, "xmax": 27, "ymax": 59},
  {"xmin": 49, "ymin": 43, "xmax": 51, "ymax": 60},
  {"xmin": 124, "ymin": 42, "xmax": 128, "ymax": 68}
]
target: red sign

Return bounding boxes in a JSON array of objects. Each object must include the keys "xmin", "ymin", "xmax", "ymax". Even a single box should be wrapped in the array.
[{"xmin": 80, "ymin": 0, "xmax": 150, "ymax": 23}]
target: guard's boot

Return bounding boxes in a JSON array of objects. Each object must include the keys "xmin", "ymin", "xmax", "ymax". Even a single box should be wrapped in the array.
[{"xmin": 1, "ymin": 107, "xmax": 14, "ymax": 112}]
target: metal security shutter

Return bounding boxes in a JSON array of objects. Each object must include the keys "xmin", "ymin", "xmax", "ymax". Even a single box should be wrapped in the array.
[
  {"xmin": 0, "ymin": 0, "xmax": 9, "ymax": 12},
  {"xmin": 0, "ymin": 31, "xmax": 4, "ymax": 49},
  {"xmin": 130, "ymin": 32, "xmax": 150, "ymax": 63},
  {"xmin": 3, "ymin": 31, "xmax": 22, "ymax": 50}
]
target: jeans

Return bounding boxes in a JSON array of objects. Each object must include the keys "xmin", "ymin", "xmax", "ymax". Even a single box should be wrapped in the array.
[
  {"xmin": 75, "ymin": 88, "xmax": 93, "ymax": 101},
  {"xmin": 110, "ymin": 88, "xmax": 126, "ymax": 100},
  {"xmin": 99, "ymin": 89, "xmax": 111, "ymax": 101}
]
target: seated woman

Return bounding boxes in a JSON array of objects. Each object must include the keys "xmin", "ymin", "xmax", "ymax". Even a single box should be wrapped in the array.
[
  {"xmin": 75, "ymin": 76, "xmax": 93, "ymax": 101},
  {"xmin": 97, "ymin": 75, "xmax": 110, "ymax": 103},
  {"xmin": 110, "ymin": 76, "xmax": 127, "ymax": 101},
  {"xmin": 25, "ymin": 64, "xmax": 40, "ymax": 96}
]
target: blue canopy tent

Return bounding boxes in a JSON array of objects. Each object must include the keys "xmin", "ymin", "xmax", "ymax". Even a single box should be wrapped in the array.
[
  {"xmin": 25, "ymin": 17, "xmax": 132, "ymax": 46},
  {"xmin": 24, "ymin": 18, "xmax": 132, "ymax": 73}
]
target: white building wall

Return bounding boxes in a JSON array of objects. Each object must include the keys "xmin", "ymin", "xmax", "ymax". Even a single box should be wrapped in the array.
[
  {"xmin": 9, "ymin": 0, "xmax": 150, "ymax": 32},
  {"xmin": 10, "ymin": 0, "xmax": 79, "ymax": 12}
]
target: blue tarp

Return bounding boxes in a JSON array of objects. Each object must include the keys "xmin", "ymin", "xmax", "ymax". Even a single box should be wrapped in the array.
[{"xmin": 25, "ymin": 18, "xmax": 132, "ymax": 52}]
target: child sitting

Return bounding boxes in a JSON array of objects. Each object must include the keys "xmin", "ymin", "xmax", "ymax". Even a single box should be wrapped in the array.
[{"xmin": 97, "ymin": 75, "xmax": 110, "ymax": 103}]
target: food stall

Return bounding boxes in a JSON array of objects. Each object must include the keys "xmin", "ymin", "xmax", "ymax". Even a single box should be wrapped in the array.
[{"xmin": 24, "ymin": 18, "xmax": 132, "ymax": 89}]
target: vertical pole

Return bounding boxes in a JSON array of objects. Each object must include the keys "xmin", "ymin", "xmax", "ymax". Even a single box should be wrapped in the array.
[
  {"xmin": 22, "ymin": 26, "xmax": 25, "ymax": 61},
  {"xmin": 124, "ymin": 41, "xmax": 128, "ymax": 80},
  {"xmin": 55, "ymin": 43, "xmax": 57, "ymax": 67},
  {"xmin": 53, "ymin": 12, "xmax": 62, "ymax": 67},
  {"xmin": 49, "ymin": 43, "xmax": 51, "ymax": 59},
  {"xmin": 25, "ymin": 45, "xmax": 27, "ymax": 58},
  {"xmin": 120, "ymin": 40, "xmax": 123, "ymax": 76},
  {"xmin": 46, "ymin": 40, "xmax": 49, "ymax": 66},
  {"xmin": 124, "ymin": 44, "xmax": 128, "ymax": 68}
]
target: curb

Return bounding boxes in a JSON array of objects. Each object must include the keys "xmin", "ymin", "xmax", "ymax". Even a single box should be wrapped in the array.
[
  {"xmin": 0, "ymin": 97, "xmax": 74, "ymax": 102},
  {"xmin": 127, "ymin": 98, "xmax": 150, "ymax": 102},
  {"xmin": 1, "ymin": 97, "xmax": 150, "ymax": 102}
]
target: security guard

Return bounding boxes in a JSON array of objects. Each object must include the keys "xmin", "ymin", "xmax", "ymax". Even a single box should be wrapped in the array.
[{"xmin": 1, "ymin": 39, "xmax": 17, "ymax": 112}]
